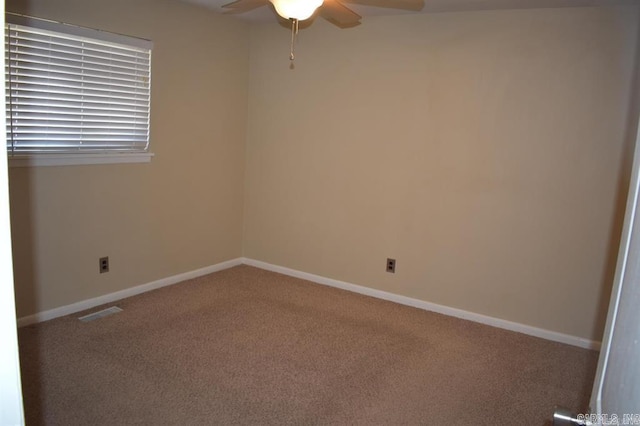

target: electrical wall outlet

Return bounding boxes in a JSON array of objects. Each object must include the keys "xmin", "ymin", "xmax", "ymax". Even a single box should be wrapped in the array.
[
  {"xmin": 386, "ymin": 258, "xmax": 396, "ymax": 273},
  {"xmin": 99, "ymin": 256, "xmax": 109, "ymax": 273}
]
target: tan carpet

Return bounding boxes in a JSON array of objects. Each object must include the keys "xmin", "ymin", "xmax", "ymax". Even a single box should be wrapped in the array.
[{"xmin": 18, "ymin": 265, "xmax": 597, "ymax": 425}]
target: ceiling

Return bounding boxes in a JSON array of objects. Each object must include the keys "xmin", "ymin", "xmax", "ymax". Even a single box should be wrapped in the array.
[{"xmin": 179, "ymin": 0, "xmax": 640, "ymax": 23}]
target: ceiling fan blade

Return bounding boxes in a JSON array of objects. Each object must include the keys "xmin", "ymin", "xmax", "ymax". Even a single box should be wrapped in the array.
[
  {"xmin": 222, "ymin": 0, "xmax": 269, "ymax": 14},
  {"xmin": 320, "ymin": 0, "xmax": 362, "ymax": 28},
  {"xmin": 340, "ymin": 0, "xmax": 424, "ymax": 12}
]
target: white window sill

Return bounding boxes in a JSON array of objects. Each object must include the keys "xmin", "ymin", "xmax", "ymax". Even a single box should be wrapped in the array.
[{"xmin": 8, "ymin": 152, "xmax": 154, "ymax": 168}]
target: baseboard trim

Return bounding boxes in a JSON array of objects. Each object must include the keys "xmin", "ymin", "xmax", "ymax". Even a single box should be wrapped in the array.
[
  {"xmin": 241, "ymin": 258, "xmax": 601, "ymax": 351},
  {"xmin": 18, "ymin": 256, "xmax": 601, "ymax": 350},
  {"xmin": 17, "ymin": 258, "xmax": 243, "ymax": 327}
]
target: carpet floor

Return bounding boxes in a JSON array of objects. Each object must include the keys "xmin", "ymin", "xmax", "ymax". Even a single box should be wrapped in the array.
[{"xmin": 18, "ymin": 265, "xmax": 598, "ymax": 425}]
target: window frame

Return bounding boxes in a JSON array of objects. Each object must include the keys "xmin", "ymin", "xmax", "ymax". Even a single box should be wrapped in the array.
[{"xmin": 5, "ymin": 13, "xmax": 154, "ymax": 167}]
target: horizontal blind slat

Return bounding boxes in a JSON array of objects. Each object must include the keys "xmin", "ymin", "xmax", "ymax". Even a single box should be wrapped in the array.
[
  {"xmin": 8, "ymin": 64, "xmax": 149, "ymax": 86},
  {"xmin": 8, "ymin": 114, "xmax": 149, "ymax": 124},
  {"xmin": 9, "ymin": 89, "xmax": 150, "ymax": 107},
  {"xmin": 6, "ymin": 28, "xmax": 150, "ymax": 60},
  {"xmin": 11, "ymin": 76, "xmax": 146, "ymax": 96},
  {"xmin": 6, "ymin": 105, "xmax": 150, "ymax": 117},
  {"xmin": 5, "ymin": 21, "xmax": 151, "ymax": 155},
  {"xmin": 7, "ymin": 47, "xmax": 150, "ymax": 70},
  {"xmin": 7, "ymin": 58, "xmax": 149, "ymax": 80}
]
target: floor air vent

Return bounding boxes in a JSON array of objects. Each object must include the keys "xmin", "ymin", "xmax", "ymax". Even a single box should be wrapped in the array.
[{"xmin": 78, "ymin": 306, "xmax": 123, "ymax": 322}]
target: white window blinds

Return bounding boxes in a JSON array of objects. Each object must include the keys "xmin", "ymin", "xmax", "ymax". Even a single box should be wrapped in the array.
[{"xmin": 5, "ymin": 16, "xmax": 152, "ymax": 155}]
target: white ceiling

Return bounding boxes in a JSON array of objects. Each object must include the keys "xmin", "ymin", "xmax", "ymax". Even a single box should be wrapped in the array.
[{"xmin": 179, "ymin": 0, "xmax": 640, "ymax": 23}]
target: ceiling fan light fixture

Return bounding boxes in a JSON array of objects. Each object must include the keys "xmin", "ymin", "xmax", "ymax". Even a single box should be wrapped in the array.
[{"xmin": 269, "ymin": 0, "xmax": 324, "ymax": 20}]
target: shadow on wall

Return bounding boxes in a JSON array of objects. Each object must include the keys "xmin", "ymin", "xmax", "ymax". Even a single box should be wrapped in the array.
[
  {"xmin": 8, "ymin": 166, "xmax": 46, "ymax": 425},
  {"xmin": 8, "ymin": 167, "xmax": 38, "ymax": 320},
  {"xmin": 593, "ymin": 21, "xmax": 640, "ymax": 340}
]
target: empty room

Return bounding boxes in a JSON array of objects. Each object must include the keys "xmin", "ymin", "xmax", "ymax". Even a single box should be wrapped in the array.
[{"xmin": 1, "ymin": 0, "xmax": 640, "ymax": 424}]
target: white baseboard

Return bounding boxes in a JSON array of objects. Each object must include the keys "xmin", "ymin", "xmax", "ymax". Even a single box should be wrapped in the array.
[
  {"xmin": 17, "ymin": 258, "xmax": 243, "ymax": 327},
  {"xmin": 18, "ymin": 256, "xmax": 601, "ymax": 350},
  {"xmin": 241, "ymin": 258, "xmax": 601, "ymax": 351}
]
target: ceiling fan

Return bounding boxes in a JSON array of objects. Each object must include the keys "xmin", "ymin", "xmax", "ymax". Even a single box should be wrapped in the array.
[
  {"xmin": 222, "ymin": 0, "xmax": 425, "ymax": 28},
  {"xmin": 222, "ymin": 0, "xmax": 425, "ymax": 61}
]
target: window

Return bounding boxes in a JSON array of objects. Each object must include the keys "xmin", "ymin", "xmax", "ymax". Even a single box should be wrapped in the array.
[{"xmin": 4, "ymin": 14, "xmax": 153, "ymax": 166}]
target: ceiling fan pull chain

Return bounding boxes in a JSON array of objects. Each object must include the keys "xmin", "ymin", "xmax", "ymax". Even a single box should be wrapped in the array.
[{"xmin": 290, "ymin": 18, "xmax": 299, "ymax": 62}]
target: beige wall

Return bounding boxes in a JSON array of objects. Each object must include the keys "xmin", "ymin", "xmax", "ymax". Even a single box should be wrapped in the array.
[
  {"xmin": 244, "ymin": 7, "xmax": 640, "ymax": 341},
  {"xmin": 7, "ymin": 0, "xmax": 249, "ymax": 317},
  {"xmin": 6, "ymin": 1, "xmax": 640, "ymax": 342}
]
